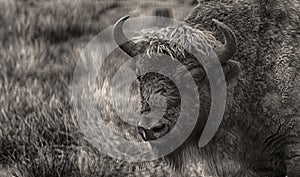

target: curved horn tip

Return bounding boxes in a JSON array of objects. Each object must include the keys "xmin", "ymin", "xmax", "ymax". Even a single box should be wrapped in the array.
[
  {"xmin": 116, "ymin": 15, "xmax": 130, "ymax": 23},
  {"xmin": 211, "ymin": 18, "xmax": 237, "ymax": 63},
  {"xmin": 113, "ymin": 15, "xmax": 141, "ymax": 57},
  {"xmin": 113, "ymin": 15, "xmax": 130, "ymax": 40}
]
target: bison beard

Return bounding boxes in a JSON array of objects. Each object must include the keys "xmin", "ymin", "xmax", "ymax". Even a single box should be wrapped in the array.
[{"xmin": 111, "ymin": 0, "xmax": 300, "ymax": 176}]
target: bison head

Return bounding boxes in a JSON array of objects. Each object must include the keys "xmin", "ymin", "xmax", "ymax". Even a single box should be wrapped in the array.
[{"xmin": 113, "ymin": 16, "xmax": 240, "ymax": 168}]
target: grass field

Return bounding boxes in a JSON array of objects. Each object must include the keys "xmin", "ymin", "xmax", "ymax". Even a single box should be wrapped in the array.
[{"xmin": 0, "ymin": 0, "xmax": 204, "ymax": 176}]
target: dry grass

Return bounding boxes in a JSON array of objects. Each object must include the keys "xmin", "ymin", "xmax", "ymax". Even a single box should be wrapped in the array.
[{"xmin": 0, "ymin": 0, "xmax": 204, "ymax": 176}]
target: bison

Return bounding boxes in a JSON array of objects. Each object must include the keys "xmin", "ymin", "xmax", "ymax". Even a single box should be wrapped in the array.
[{"xmin": 109, "ymin": 0, "xmax": 299, "ymax": 176}]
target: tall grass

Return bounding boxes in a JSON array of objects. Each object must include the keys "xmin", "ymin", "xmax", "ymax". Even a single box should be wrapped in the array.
[
  {"xmin": 0, "ymin": 0, "xmax": 203, "ymax": 176},
  {"xmin": 0, "ymin": 0, "xmax": 124, "ymax": 176}
]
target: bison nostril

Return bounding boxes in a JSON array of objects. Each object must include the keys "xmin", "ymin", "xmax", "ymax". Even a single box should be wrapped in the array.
[
  {"xmin": 152, "ymin": 124, "xmax": 166, "ymax": 133},
  {"xmin": 137, "ymin": 124, "xmax": 169, "ymax": 141},
  {"xmin": 137, "ymin": 126, "xmax": 151, "ymax": 141},
  {"xmin": 152, "ymin": 124, "xmax": 169, "ymax": 137}
]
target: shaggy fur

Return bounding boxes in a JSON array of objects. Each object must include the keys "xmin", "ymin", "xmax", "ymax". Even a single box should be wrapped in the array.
[
  {"xmin": 133, "ymin": 24, "xmax": 217, "ymax": 59},
  {"xmin": 183, "ymin": 0, "xmax": 300, "ymax": 176},
  {"xmin": 108, "ymin": 0, "xmax": 299, "ymax": 176}
]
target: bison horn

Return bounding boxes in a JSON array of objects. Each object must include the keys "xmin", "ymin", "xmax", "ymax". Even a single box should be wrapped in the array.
[
  {"xmin": 212, "ymin": 19, "xmax": 237, "ymax": 63},
  {"xmin": 113, "ymin": 15, "xmax": 142, "ymax": 57}
]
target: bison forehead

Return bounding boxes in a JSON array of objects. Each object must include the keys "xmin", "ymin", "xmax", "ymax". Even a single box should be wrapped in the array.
[{"xmin": 132, "ymin": 23, "xmax": 219, "ymax": 63}]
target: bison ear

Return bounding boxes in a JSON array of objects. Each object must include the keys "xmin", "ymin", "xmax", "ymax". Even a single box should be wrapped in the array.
[
  {"xmin": 221, "ymin": 60, "xmax": 242, "ymax": 82},
  {"xmin": 113, "ymin": 16, "xmax": 144, "ymax": 57}
]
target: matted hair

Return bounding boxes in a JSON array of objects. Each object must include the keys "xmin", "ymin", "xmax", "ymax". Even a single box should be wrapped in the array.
[{"xmin": 132, "ymin": 23, "xmax": 218, "ymax": 61}]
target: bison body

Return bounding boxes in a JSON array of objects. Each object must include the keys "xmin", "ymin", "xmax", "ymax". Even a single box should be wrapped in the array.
[
  {"xmin": 185, "ymin": 0, "xmax": 300, "ymax": 176},
  {"xmin": 108, "ymin": 0, "xmax": 299, "ymax": 176}
]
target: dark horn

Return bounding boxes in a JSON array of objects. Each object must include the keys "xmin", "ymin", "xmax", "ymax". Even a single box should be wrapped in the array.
[
  {"xmin": 113, "ymin": 15, "xmax": 141, "ymax": 57},
  {"xmin": 212, "ymin": 19, "xmax": 237, "ymax": 63}
]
